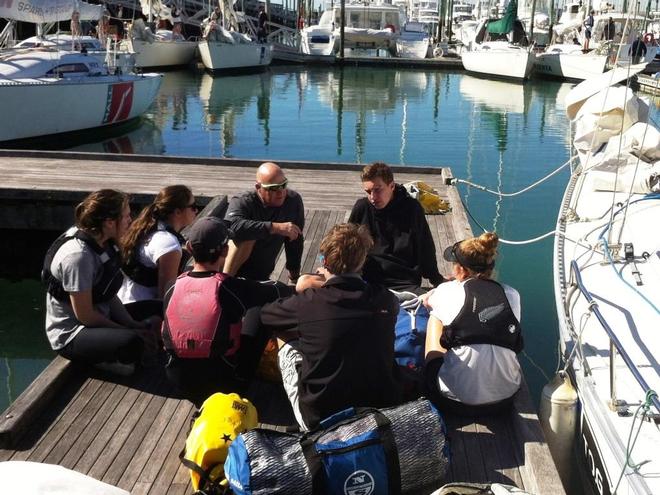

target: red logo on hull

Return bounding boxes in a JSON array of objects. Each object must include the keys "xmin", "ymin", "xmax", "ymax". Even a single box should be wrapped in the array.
[{"xmin": 103, "ymin": 82, "xmax": 134, "ymax": 124}]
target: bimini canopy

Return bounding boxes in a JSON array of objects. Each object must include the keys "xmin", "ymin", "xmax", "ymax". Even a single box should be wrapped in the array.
[
  {"xmin": 487, "ymin": 0, "xmax": 517, "ymax": 34},
  {"xmin": 0, "ymin": 0, "xmax": 102, "ymax": 24}
]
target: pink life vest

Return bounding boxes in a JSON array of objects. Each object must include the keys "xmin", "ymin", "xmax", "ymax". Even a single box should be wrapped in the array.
[{"xmin": 162, "ymin": 272, "xmax": 241, "ymax": 359}]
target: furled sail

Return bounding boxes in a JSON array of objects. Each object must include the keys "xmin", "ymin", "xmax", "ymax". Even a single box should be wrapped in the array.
[
  {"xmin": 139, "ymin": 0, "xmax": 173, "ymax": 21},
  {"xmin": 487, "ymin": 0, "xmax": 517, "ymax": 34},
  {"xmin": 0, "ymin": 0, "xmax": 102, "ymax": 23}
]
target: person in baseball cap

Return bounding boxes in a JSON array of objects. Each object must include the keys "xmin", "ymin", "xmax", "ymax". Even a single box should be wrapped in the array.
[
  {"xmin": 161, "ymin": 215, "xmax": 293, "ymax": 405},
  {"xmin": 185, "ymin": 216, "xmax": 231, "ymax": 261}
]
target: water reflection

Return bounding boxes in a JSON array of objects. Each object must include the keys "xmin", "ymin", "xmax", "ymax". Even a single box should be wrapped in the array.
[
  {"xmin": 199, "ymin": 72, "xmax": 272, "ymax": 150},
  {"xmin": 69, "ymin": 118, "xmax": 165, "ymax": 155},
  {"xmin": 318, "ymin": 68, "xmax": 429, "ymax": 114},
  {"xmin": 151, "ymin": 70, "xmax": 203, "ymax": 131},
  {"xmin": 460, "ymin": 76, "xmax": 532, "ymax": 115}
]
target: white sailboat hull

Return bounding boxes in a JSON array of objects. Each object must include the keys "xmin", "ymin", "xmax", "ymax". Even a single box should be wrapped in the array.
[
  {"xmin": 461, "ymin": 44, "xmax": 535, "ymax": 80},
  {"xmin": 535, "ymin": 49, "xmax": 608, "ymax": 80},
  {"xmin": 300, "ymin": 27, "xmax": 336, "ymax": 55},
  {"xmin": 124, "ymin": 39, "xmax": 197, "ymax": 68},
  {"xmin": 553, "ymin": 80, "xmax": 660, "ymax": 495},
  {"xmin": 198, "ymin": 41, "xmax": 272, "ymax": 71},
  {"xmin": 0, "ymin": 74, "xmax": 162, "ymax": 142}
]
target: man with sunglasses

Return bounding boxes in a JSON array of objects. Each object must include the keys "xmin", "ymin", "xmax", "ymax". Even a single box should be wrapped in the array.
[
  {"xmin": 224, "ymin": 162, "xmax": 304, "ymax": 282},
  {"xmin": 349, "ymin": 162, "xmax": 444, "ymax": 293}
]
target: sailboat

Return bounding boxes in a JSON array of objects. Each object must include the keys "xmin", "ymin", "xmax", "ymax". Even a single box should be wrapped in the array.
[
  {"xmin": 197, "ymin": 0, "xmax": 272, "ymax": 72},
  {"xmin": 553, "ymin": 67, "xmax": 660, "ymax": 495},
  {"xmin": 461, "ymin": 0, "xmax": 535, "ymax": 80},
  {"xmin": 300, "ymin": 1, "xmax": 406, "ymax": 56},
  {"xmin": 121, "ymin": 0, "xmax": 197, "ymax": 69},
  {"xmin": 534, "ymin": 3, "xmax": 657, "ymax": 81},
  {"xmin": 0, "ymin": 0, "xmax": 162, "ymax": 142}
]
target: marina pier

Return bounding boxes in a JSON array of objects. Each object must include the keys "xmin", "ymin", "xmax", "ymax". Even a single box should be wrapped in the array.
[{"xmin": 0, "ymin": 150, "xmax": 564, "ymax": 494}]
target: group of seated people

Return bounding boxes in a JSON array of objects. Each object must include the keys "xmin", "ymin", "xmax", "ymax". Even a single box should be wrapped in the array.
[{"xmin": 43, "ymin": 161, "xmax": 523, "ymax": 427}]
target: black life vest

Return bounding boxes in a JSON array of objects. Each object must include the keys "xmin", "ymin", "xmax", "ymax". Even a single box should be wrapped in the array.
[
  {"xmin": 42, "ymin": 227, "xmax": 124, "ymax": 304},
  {"xmin": 122, "ymin": 224, "xmax": 189, "ymax": 288},
  {"xmin": 440, "ymin": 279, "xmax": 523, "ymax": 353}
]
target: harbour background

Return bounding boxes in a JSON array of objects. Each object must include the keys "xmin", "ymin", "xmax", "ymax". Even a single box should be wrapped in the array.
[{"xmin": 1, "ymin": 65, "xmax": 658, "ymax": 416}]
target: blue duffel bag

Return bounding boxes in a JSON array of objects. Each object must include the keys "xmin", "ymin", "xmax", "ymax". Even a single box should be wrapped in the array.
[
  {"xmin": 394, "ymin": 296, "xmax": 430, "ymax": 370},
  {"xmin": 224, "ymin": 399, "xmax": 450, "ymax": 495}
]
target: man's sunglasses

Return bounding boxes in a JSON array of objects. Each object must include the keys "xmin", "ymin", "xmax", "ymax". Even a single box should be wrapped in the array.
[
  {"xmin": 186, "ymin": 202, "xmax": 200, "ymax": 212},
  {"xmin": 260, "ymin": 179, "xmax": 288, "ymax": 191}
]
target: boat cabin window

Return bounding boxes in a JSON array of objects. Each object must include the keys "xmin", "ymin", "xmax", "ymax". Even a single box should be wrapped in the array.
[
  {"xmin": 384, "ymin": 12, "xmax": 399, "ymax": 27},
  {"xmin": 368, "ymin": 11, "xmax": 382, "ymax": 29},
  {"xmin": 348, "ymin": 12, "xmax": 361, "ymax": 27},
  {"xmin": 46, "ymin": 63, "xmax": 90, "ymax": 76}
]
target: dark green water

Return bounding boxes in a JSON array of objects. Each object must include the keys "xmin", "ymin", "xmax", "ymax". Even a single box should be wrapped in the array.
[{"xmin": 2, "ymin": 66, "xmax": 658, "ymax": 416}]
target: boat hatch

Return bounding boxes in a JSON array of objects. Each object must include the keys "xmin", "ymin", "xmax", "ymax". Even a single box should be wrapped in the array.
[{"xmin": 311, "ymin": 35, "xmax": 331, "ymax": 43}]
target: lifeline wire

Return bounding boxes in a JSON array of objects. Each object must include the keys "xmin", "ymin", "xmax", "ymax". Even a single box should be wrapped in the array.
[{"xmin": 598, "ymin": 193, "xmax": 660, "ymax": 315}]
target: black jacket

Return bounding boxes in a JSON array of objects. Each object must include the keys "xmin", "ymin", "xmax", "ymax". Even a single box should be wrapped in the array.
[
  {"xmin": 260, "ymin": 275, "xmax": 403, "ymax": 428},
  {"xmin": 224, "ymin": 190, "xmax": 304, "ymax": 281},
  {"xmin": 348, "ymin": 184, "xmax": 444, "ymax": 291}
]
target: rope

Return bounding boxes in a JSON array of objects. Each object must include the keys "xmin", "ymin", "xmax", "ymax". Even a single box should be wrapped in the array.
[
  {"xmin": 612, "ymin": 390, "xmax": 658, "ymax": 494},
  {"xmin": 521, "ymin": 350, "xmax": 551, "ymax": 382},
  {"xmin": 453, "ymin": 156, "xmax": 576, "ymax": 198},
  {"xmin": 598, "ymin": 193, "xmax": 660, "ymax": 315}
]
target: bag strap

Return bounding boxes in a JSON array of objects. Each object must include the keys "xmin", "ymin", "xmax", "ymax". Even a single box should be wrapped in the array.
[
  {"xmin": 300, "ymin": 408, "xmax": 401, "ymax": 495},
  {"xmin": 256, "ymin": 422, "xmax": 301, "ymax": 435},
  {"xmin": 179, "ymin": 447, "xmax": 227, "ymax": 494}
]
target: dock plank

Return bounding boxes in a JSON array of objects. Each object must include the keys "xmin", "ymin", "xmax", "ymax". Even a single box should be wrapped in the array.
[
  {"xmin": 0, "ymin": 154, "xmax": 564, "ymax": 494},
  {"xmin": 42, "ymin": 380, "xmax": 119, "ymax": 465},
  {"xmin": 18, "ymin": 378, "xmax": 105, "ymax": 463}
]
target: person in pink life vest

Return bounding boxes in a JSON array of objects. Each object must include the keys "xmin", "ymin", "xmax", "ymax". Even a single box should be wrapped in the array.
[{"xmin": 161, "ymin": 216, "xmax": 293, "ymax": 405}]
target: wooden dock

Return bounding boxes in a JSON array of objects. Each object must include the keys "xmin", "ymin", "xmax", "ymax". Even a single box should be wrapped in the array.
[
  {"xmin": 271, "ymin": 44, "xmax": 465, "ymax": 70},
  {"xmin": 0, "ymin": 150, "xmax": 564, "ymax": 494}
]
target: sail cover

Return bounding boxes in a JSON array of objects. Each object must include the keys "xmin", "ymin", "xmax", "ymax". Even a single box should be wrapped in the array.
[
  {"xmin": 139, "ymin": 0, "xmax": 173, "ymax": 21},
  {"xmin": 487, "ymin": 0, "xmax": 517, "ymax": 34},
  {"xmin": 0, "ymin": 0, "xmax": 102, "ymax": 23}
]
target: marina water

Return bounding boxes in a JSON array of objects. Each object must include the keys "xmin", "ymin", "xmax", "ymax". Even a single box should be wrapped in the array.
[{"xmin": 2, "ymin": 66, "xmax": 658, "ymax": 423}]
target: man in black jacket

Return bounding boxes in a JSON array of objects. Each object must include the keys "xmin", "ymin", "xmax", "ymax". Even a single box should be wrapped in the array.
[
  {"xmin": 223, "ymin": 162, "xmax": 304, "ymax": 282},
  {"xmin": 348, "ymin": 162, "xmax": 444, "ymax": 293},
  {"xmin": 258, "ymin": 223, "xmax": 403, "ymax": 430}
]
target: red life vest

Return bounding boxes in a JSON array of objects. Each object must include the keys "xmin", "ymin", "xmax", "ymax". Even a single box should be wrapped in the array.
[{"xmin": 162, "ymin": 272, "xmax": 241, "ymax": 359}]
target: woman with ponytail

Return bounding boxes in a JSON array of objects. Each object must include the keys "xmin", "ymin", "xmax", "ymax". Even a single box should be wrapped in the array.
[
  {"xmin": 119, "ymin": 185, "xmax": 198, "ymax": 320},
  {"xmin": 43, "ymin": 189, "xmax": 147, "ymax": 374},
  {"xmin": 423, "ymin": 232, "xmax": 524, "ymax": 416}
]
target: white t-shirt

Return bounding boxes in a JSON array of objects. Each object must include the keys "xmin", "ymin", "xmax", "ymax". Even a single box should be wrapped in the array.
[
  {"xmin": 118, "ymin": 224, "xmax": 181, "ymax": 303},
  {"xmin": 427, "ymin": 279, "xmax": 522, "ymax": 405}
]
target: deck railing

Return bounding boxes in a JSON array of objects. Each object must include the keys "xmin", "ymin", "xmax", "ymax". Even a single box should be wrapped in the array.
[{"xmin": 570, "ymin": 260, "xmax": 660, "ymax": 415}]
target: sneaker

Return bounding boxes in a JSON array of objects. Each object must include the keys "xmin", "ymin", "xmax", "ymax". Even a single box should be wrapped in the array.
[{"xmin": 94, "ymin": 361, "xmax": 136, "ymax": 376}]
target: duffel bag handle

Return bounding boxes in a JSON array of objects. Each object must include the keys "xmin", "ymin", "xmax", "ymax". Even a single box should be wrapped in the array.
[{"xmin": 300, "ymin": 408, "xmax": 401, "ymax": 495}]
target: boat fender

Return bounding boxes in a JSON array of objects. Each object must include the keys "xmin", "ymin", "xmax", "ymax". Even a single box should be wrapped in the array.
[
  {"xmin": 539, "ymin": 371, "xmax": 577, "ymax": 489},
  {"xmin": 384, "ymin": 23, "xmax": 396, "ymax": 33}
]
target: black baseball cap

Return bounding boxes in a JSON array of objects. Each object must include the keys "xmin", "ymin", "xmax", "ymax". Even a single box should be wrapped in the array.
[
  {"xmin": 187, "ymin": 217, "xmax": 231, "ymax": 258},
  {"xmin": 443, "ymin": 241, "xmax": 494, "ymax": 273}
]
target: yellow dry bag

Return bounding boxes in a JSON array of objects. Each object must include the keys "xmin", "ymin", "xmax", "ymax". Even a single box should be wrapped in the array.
[
  {"xmin": 180, "ymin": 392, "xmax": 258, "ymax": 493},
  {"xmin": 403, "ymin": 181, "xmax": 450, "ymax": 214}
]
